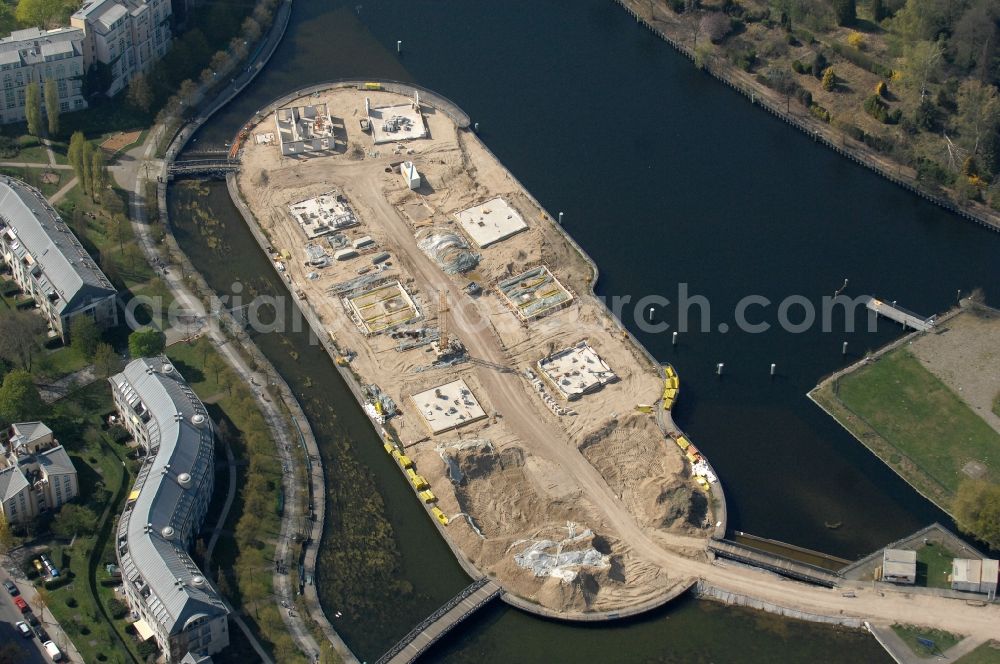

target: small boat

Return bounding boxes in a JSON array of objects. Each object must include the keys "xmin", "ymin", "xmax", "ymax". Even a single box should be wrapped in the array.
[{"xmin": 824, "ymin": 521, "xmax": 842, "ymax": 530}]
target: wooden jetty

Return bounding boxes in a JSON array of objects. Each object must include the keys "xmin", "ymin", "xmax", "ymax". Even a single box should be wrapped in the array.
[{"xmin": 862, "ymin": 295, "xmax": 934, "ymax": 332}]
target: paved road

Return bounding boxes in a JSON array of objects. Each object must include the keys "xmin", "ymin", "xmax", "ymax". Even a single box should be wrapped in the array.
[{"xmin": 0, "ymin": 565, "xmax": 82, "ymax": 663}]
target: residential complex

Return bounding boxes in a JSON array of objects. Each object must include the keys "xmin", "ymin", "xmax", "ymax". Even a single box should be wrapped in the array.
[
  {"xmin": 0, "ymin": 422, "xmax": 79, "ymax": 525},
  {"xmin": 111, "ymin": 357, "xmax": 229, "ymax": 662},
  {"xmin": 0, "ymin": 176, "xmax": 118, "ymax": 341},
  {"xmin": 71, "ymin": 0, "xmax": 173, "ymax": 97},
  {"xmin": 0, "ymin": 27, "xmax": 87, "ymax": 124},
  {"xmin": 0, "ymin": 0, "xmax": 172, "ymax": 123}
]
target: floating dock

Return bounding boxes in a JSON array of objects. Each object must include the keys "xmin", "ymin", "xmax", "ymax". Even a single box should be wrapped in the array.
[{"xmin": 862, "ymin": 295, "xmax": 934, "ymax": 331}]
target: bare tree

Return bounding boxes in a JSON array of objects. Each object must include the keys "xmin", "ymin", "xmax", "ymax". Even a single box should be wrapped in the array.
[{"xmin": 0, "ymin": 310, "xmax": 45, "ymax": 371}]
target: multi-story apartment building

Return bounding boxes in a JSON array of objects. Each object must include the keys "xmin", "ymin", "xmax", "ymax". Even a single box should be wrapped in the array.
[
  {"xmin": 0, "ymin": 422, "xmax": 79, "ymax": 525},
  {"xmin": 110, "ymin": 357, "xmax": 229, "ymax": 662},
  {"xmin": 71, "ymin": 0, "xmax": 173, "ymax": 97},
  {"xmin": 0, "ymin": 27, "xmax": 87, "ymax": 124},
  {"xmin": 0, "ymin": 176, "xmax": 118, "ymax": 342}
]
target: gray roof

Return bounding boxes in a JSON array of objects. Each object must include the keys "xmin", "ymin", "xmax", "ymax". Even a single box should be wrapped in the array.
[
  {"xmin": 180, "ymin": 654, "xmax": 213, "ymax": 664},
  {"xmin": 38, "ymin": 446, "xmax": 76, "ymax": 477},
  {"xmin": 112, "ymin": 357, "xmax": 227, "ymax": 635},
  {"xmin": 0, "ymin": 27, "xmax": 83, "ymax": 66},
  {"xmin": 0, "ymin": 464, "xmax": 29, "ymax": 502},
  {"xmin": 0, "ymin": 177, "xmax": 116, "ymax": 317},
  {"xmin": 11, "ymin": 421, "xmax": 53, "ymax": 447}
]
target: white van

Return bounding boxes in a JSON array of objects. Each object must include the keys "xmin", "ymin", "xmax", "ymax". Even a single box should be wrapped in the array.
[{"xmin": 43, "ymin": 640, "xmax": 63, "ymax": 661}]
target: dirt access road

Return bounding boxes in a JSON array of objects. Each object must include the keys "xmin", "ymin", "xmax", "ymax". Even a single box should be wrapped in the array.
[{"xmin": 360, "ymin": 174, "xmax": 1000, "ymax": 639}]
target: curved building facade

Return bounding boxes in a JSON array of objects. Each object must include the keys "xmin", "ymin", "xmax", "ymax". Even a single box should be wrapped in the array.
[{"xmin": 111, "ymin": 356, "xmax": 229, "ymax": 662}]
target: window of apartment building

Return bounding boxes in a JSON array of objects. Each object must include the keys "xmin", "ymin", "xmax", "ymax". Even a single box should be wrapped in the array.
[
  {"xmin": 59, "ymin": 101, "xmax": 68, "ymax": 112},
  {"xmin": 73, "ymin": 99, "xmax": 83, "ymax": 109},
  {"xmin": 57, "ymin": 79, "xmax": 66, "ymax": 95},
  {"xmin": 5, "ymin": 90, "xmax": 15, "ymax": 109},
  {"xmin": 3, "ymin": 75, "xmax": 11, "ymax": 90}
]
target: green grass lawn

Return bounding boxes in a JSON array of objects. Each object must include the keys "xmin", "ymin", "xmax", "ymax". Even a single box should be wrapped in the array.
[
  {"xmin": 915, "ymin": 542, "xmax": 954, "ymax": 589},
  {"xmin": 892, "ymin": 624, "xmax": 962, "ymax": 658},
  {"xmin": 0, "ymin": 166, "xmax": 65, "ymax": 197},
  {"xmin": 956, "ymin": 641, "xmax": 1000, "ymax": 664},
  {"xmin": 40, "ymin": 381, "xmax": 142, "ymax": 664},
  {"xmin": 836, "ymin": 349, "xmax": 1000, "ymax": 495},
  {"xmin": 37, "ymin": 345, "xmax": 91, "ymax": 380},
  {"xmin": 13, "ymin": 144, "xmax": 53, "ymax": 164}
]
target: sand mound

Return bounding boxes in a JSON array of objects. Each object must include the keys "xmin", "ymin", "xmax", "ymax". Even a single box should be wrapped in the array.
[{"xmin": 579, "ymin": 415, "xmax": 701, "ymax": 531}]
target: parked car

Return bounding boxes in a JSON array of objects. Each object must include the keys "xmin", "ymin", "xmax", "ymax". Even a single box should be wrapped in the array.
[
  {"xmin": 33, "ymin": 625, "xmax": 49, "ymax": 641},
  {"xmin": 33, "ymin": 559, "xmax": 45, "ymax": 575},
  {"xmin": 2, "ymin": 579, "xmax": 17, "ymax": 595},
  {"xmin": 43, "ymin": 640, "xmax": 63, "ymax": 662},
  {"xmin": 13, "ymin": 595, "xmax": 29, "ymax": 613},
  {"xmin": 15, "ymin": 620, "xmax": 31, "ymax": 637},
  {"xmin": 25, "ymin": 611, "xmax": 39, "ymax": 627}
]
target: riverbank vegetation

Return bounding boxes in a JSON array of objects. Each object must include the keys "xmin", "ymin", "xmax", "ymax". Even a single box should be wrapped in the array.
[
  {"xmin": 891, "ymin": 624, "xmax": 962, "ymax": 657},
  {"xmin": 812, "ymin": 347, "xmax": 1000, "ymax": 547},
  {"xmin": 637, "ymin": 0, "xmax": 1000, "ymax": 224},
  {"xmin": 166, "ymin": 336, "xmax": 308, "ymax": 664}
]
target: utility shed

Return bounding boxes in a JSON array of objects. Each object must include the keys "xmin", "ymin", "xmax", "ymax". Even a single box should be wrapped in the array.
[
  {"xmin": 401, "ymin": 161, "xmax": 421, "ymax": 190},
  {"xmin": 882, "ymin": 548, "xmax": 916, "ymax": 584},
  {"xmin": 952, "ymin": 558, "xmax": 999, "ymax": 595}
]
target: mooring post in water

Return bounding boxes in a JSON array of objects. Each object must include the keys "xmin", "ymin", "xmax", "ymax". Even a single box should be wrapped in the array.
[
  {"xmin": 474, "ymin": 122, "xmax": 479, "ymax": 133},
  {"xmin": 397, "ymin": 40, "xmax": 402, "ymax": 53},
  {"xmin": 716, "ymin": 363, "xmax": 724, "ymax": 376},
  {"xmin": 957, "ymin": 288, "xmax": 962, "ymax": 301},
  {"xmin": 770, "ymin": 363, "xmax": 776, "ymax": 377},
  {"xmin": 842, "ymin": 341, "xmax": 848, "ymax": 355},
  {"xmin": 672, "ymin": 331, "xmax": 678, "ymax": 346},
  {"xmin": 558, "ymin": 211, "xmax": 563, "ymax": 225}
]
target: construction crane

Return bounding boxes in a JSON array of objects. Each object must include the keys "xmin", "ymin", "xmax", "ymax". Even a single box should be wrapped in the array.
[{"xmin": 436, "ymin": 289, "xmax": 450, "ymax": 356}]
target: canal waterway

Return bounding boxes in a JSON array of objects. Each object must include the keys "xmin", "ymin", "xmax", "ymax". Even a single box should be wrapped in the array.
[{"xmin": 173, "ymin": 0, "xmax": 998, "ymax": 660}]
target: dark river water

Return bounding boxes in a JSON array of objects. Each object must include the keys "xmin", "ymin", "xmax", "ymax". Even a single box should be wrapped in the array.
[{"xmin": 173, "ymin": 0, "xmax": 1000, "ymax": 660}]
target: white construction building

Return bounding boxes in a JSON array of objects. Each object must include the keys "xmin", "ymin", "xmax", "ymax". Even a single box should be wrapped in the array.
[
  {"xmin": 455, "ymin": 197, "xmax": 528, "ymax": 248},
  {"xmin": 0, "ymin": 28, "xmax": 87, "ymax": 124},
  {"xmin": 538, "ymin": 341, "xmax": 618, "ymax": 400},
  {"xmin": 275, "ymin": 103, "xmax": 334, "ymax": 156},
  {"xmin": 401, "ymin": 161, "xmax": 420, "ymax": 190},
  {"xmin": 411, "ymin": 379, "xmax": 487, "ymax": 434}
]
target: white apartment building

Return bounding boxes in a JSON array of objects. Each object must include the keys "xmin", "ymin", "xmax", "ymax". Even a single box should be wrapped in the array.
[
  {"xmin": 0, "ymin": 176, "xmax": 118, "ymax": 342},
  {"xmin": 111, "ymin": 357, "xmax": 229, "ymax": 662},
  {"xmin": 0, "ymin": 422, "xmax": 79, "ymax": 525},
  {"xmin": 71, "ymin": 0, "xmax": 173, "ymax": 97},
  {"xmin": 0, "ymin": 27, "xmax": 87, "ymax": 124}
]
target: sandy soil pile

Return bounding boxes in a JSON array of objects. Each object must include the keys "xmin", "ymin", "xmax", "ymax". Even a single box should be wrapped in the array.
[{"xmin": 909, "ymin": 305, "xmax": 1000, "ymax": 436}]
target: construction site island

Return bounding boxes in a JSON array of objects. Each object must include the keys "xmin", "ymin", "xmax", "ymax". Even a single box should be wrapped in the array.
[{"xmin": 235, "ymin": 86, "xmax": 721, "ymax": 617}]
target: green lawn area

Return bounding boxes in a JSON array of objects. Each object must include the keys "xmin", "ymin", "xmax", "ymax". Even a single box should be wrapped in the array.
[
  {"xmin": 0, "ymin": 166, "xmax": 66, "ymax": 197},
  {"xmin": 38, "ymin": 381, "xmax": 143, "ymax": 664},
  {"xmin": 12, "ymin": 143, "xmax": 52, "ymax": 164},
  {"xmin": 37, "ymin": 345, "xmax": 91, "ymax": 379},
  {"xmin": 835, "ymin": 349, "xmax": 1000, "ymax": 496},
  {"xmin": 956, "ymin": 641, "xmax": 1000, "ymax": 664},
  {"xmin": 915, "ymin": 542, "xmax": 954, "ymax": 589},
  {"xmin": 892, "ymin": 624, "xmax": 963, "ymax": 658}
]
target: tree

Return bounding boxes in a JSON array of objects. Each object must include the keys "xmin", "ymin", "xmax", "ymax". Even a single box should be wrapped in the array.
[
  {"xmin": 0, "ymin": 512, "xmax": 13, "ymax": 553},
  {"xmin": 81, "ymin": 140, "xmax": 94, "ymax": 196},
  {"xmin": 128, "ymin": 328, "xmax": 166, "ymax": 358},
  {"xmin": 871, "ymin": 0, "xmax": 886, "ymax": 22},
  {"xmin": 901, "ymin": 39, "xmax": 943, "ymax": 103},
  {"xmin": 953, "ymin": 480, "xmax": 1000, "ymax": 550},
  {"xmin": 92, "ymin": 342, "xmax": 119, "ymax": 378},
  {"xmin": 90, "ymin": 149, "xmax": 108, "ymax": 201},
  {"xmin": 68, "ymin": 131, "xmax": 87, "ymax": 181},
  {"xmin": 15, "ymin": 0, "xmax": 63, "ymax": 28},
  {"xmin": 822, "ymin": 67, "xmax": 836, "ymax": 91},
  {"xmin": 701, "ymin": 13, "xmax": 732, "ymax": 44},
  {"xmin": 25, "ymin": 82, "xmax": 42, "ymax": 137},
  {"xmin": 51, "ymin": 503, "xmax": 96, "ymax": 538},
  {"xmin": 70, "ymin": 315, "xmax": 100, "ymax": 359},
  {"xmin": 0, "ymin": 311, "xmax": 46, "ymax": 370},
  {"xmin": 833, "ymin": 0, "xmax": 855, "ymax": 26},
  {"xmin": 44, "ymin": 78, "xmax": 59, "ymax": 135},
  {"xmin": 956, "ymin": 80, "xmax": 1000, "ymax": 162},
  {"xmin": 126, "ymin": 73, "xmax": 153, "ymax": 113},
  {"xmin": 205, "ymin": 352, "xmax": 226, "ymax": 382},
  {"xmin": 0, "ymin": 369, "xmax": 46, "ymax": 426}
]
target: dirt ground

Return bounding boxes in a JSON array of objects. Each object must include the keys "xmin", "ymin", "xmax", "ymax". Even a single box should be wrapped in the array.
[
  {"xmin": 100, "ymin": 130, "xmax": 142, "ymax": 154},
  {"xmin": 235, "ymin": 86, "xmax": 713, "ymax": 614},
  {"xmin": 908, "ymin": 305, "xmax": 1000, "ymax": 436}
]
